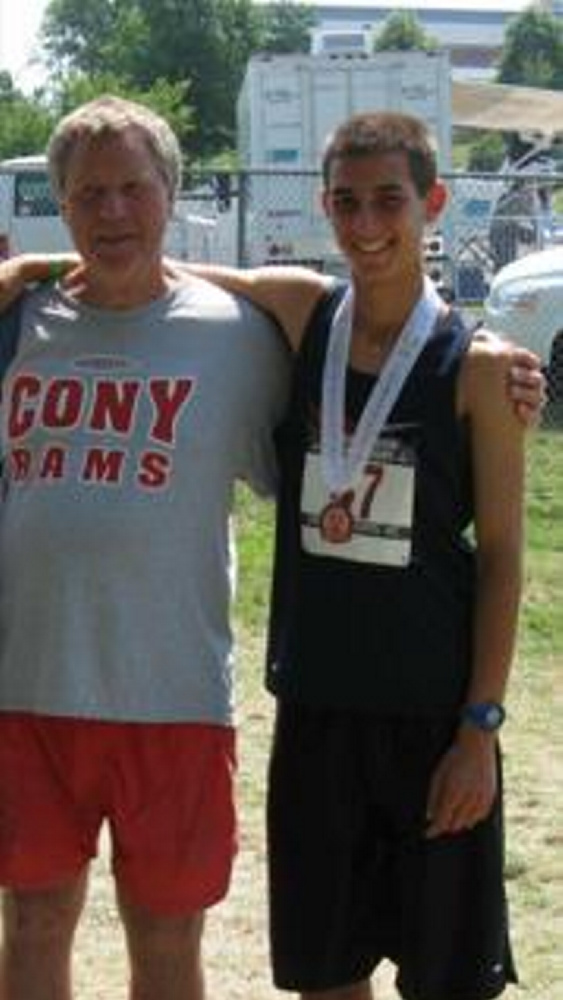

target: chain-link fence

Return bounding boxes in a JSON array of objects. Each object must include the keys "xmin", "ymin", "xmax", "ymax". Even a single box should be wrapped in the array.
[
  {"xmin": 181, "ymin": 168, "xmax": 562, "ymax": 287},
  {"xmin": 180, "ymin": 168, "xmax": 563, "ymax": 426},
  {"xmin": 12, "ymin": 170, "xmax": 58, "ymax": 218}
]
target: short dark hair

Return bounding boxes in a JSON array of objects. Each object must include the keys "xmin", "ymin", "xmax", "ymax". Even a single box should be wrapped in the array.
[{"xmin": 322, "ymin": 111, "xmax": 438, "ymax": 197}]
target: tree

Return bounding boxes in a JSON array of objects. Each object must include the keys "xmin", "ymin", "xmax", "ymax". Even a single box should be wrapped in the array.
[
  {"xmin": 41, "ymin": 0, "xmax": 261, "ymax": 157},
  {"xmin": 0, "ymin": 71, "xmax": 55, "ymax": 158},
  {"xmin": 133, "ymin": 0, "xmax": 261, "ymax": 154},
  {"xmin": 467, "ymin": 133, "xmax": 506, "ymax": 172},
  {"xmin": 374, "ymin": 10, "xmax": 438, "ymax": 52},
  {"xmin": 497, "ymin": 7, "xmax": 563, "ymax": 90},
  {"xmin": 0, "ymin": 72, "xmax": 18, "ymax": 103},
  {"xmin": 258, "ymin": 1, "xmax": 315, "ymax": 54},
  {"xmin": 42, "ymin": 0, "xmax": 133, "ymax": 78},
  {"xmin": 0, "ymin": 96, "xmax": 55, "ymax": 159},
  {"xmin": 55, "ymin": 75, "xmax": 194, "ymax": 149}
]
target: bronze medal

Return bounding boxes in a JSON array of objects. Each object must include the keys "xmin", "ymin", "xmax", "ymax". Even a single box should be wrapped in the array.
[{"xmin": 319, "ymin": 494, "xmax": 355, "ymax": 544}]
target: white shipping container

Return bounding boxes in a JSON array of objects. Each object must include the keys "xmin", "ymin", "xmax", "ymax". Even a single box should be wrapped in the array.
[{"xmin": 237, "ymin": 49, "xmax": 452, "ymax": 267}]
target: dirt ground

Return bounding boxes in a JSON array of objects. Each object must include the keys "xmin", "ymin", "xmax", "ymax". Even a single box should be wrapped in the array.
[
  {"xmin": 4, "ymin": 659, "xmax": 560, "ymax": 999},
  {"xmin": 71, "ymin": 833, "xmax": 398, "ymax": 999},
  {"xmin": 68, "ymin": 693, "xmax": 399, "ymax": 998}
]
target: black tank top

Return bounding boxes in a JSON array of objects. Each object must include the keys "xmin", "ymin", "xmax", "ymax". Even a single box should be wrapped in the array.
[{"xmin": 266, "ymin": 285, "xmax": 476, "ymax": 716}]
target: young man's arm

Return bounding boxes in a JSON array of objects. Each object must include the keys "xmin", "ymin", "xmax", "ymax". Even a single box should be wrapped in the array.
[
  {"xmin": 173, "ymin": 262, "xmax": 331, "ymax": 352},
  {"xmin": 426, "ymin": 337, "xmax": 526, "ymax": 838},
  {"xmin": 0, "ymin": 253, "xmax": 77, "ymax": 308}
]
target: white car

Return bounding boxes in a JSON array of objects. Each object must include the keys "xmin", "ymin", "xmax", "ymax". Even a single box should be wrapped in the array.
[{"xmin": 484, "ymin": 247, "xmax": 563, "ymax": 401}]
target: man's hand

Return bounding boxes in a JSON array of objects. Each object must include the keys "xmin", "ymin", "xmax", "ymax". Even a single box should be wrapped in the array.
[
  {"xmin": 508, "ymin": 347, "xmax": 547, "ymax": 426},
  {"xmin": 476, "ymin": 328, "xmax": 546, "ymax": 427},
  {"xmin": 425, "ymin": 729, "xmax": 498, "ymax": 838},
  {"xmin": 0, "ymin": 253, "xmax": 77, "ymax": 312}
]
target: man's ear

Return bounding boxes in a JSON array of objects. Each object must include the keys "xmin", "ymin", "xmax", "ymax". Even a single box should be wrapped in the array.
[{"xmin": 425, "ymin": 181, "xmax": 448, "ymax": 223}]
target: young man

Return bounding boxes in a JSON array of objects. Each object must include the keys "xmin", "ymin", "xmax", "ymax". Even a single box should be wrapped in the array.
[
  {"xmin": 181, "ymin": 112, "xmax": 527, "ymax": 1000},
  {"xmin": 0, "ymin": 96, "xmax": 288, "ymax": 1000}
]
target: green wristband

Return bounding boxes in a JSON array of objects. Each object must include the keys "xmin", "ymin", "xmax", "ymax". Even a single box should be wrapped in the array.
[{"xmin": 47, "ymin": 259, "xmax": 68, "ymax": 281}]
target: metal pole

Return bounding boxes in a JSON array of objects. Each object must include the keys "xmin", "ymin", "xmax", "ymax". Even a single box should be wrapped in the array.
[{"xmin": 237, "ymin": 170, "xmax": 248, "ymax": 267}]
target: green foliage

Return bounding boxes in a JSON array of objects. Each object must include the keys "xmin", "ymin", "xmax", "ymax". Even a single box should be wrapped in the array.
[
  {"xmin": 258, "ymin": 1, "xmax": 315, "ymax": 54},
  {"xmin": 497, "ymin": 7, "xmax": 563, "ymax": 89},
  {"xmin": 467, "ymin": 132, "xmax": 506, "ymax": 172},
  {"xmin": 39, "ymin": 0, "xmax": 316, "ymax": 158},
  {"xmin": 41, "ymin": 0, "xmax": 263, "ymax": 158},
  {"xmin": 374, "ymin": 10, "xmax": 438, "ymax": 52},
  {"xmin": 525, "ymin": 428, "xmax": 563, "ymax": 554},
  {"xmin": 0, "ymin": 61, "xmax": 194, "ymax": 161},
  {"xmin": 0, "ymin": 85, "xmax": 55, "ymax": 159},
  {"xmin": 0, "ymin": 72, "xmax": 18, "ymax": 102},
  {"xmin": 54, "ymin": 74, "xmax": 194, "ymax": 149},
  {"xmin": 234, "ymin": 485, "xmax": 275, "ymax": 631},
  {"xmin": 42, "ymin": 0, "xmax": 129, "ymax": 77}
]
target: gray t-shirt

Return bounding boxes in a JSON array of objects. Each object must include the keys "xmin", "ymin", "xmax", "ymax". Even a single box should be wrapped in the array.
[{"xmin": 0, "ymin": 279, "xmax": 289, "ymax": 724}]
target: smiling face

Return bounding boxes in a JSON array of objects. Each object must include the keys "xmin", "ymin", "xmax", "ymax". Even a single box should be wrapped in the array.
[
  {"xmin": 322, "ymin": 150, "xmax": 446, "ymax": 292},
  {"xmin": 60, "ymin": 126, "xmax": 172, "ymax": 308}
]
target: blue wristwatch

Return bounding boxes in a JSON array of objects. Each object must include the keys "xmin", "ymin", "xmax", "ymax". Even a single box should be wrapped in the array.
[{"xmin": 461, "ymin": 701, "xmax": 506, "ymax": 732}]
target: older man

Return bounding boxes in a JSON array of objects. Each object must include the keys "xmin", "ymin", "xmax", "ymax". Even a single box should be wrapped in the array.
[{"xmin": 0, "ymin": 96, "xmax": 288, "ymax": 1000}]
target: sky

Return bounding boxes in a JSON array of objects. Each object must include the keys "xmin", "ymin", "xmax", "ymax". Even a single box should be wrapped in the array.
[{"xmin": 0, "ymin": 0, "xmax": 49, "ymax": 91}]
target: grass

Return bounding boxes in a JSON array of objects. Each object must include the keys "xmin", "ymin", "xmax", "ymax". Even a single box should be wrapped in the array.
[
  {"xmin": 63, "ymin": 428, "xmax": 563, "ymax": 997},
  {"xmin": 501, "ymin": 427, "xmax": 563, "ymax": 997}
]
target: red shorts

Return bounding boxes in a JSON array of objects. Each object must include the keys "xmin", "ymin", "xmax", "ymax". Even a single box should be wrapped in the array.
[{"xmin": 0, "ymin": 713, "xmax": 237, "ymax": 916}]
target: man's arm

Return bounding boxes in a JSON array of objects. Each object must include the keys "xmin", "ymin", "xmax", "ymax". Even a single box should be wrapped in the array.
[
  {"xmin": 426, "ymin": 337, "xmax": 525, "ymax": 838},
  {"xmin": 0, "ymin": 254, "xmax": 548, "ymax": 422}
]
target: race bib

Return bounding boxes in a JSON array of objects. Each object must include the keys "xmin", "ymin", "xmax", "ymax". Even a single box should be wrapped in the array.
[{"xmin": 301, "ymin": 436, "xmax": 415, "ymax": 567}]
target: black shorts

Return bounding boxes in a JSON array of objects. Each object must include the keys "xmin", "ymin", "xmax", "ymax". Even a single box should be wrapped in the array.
[{"xmin": 267, "ymin": 701, "xmax": 517, "ymax": 1000}]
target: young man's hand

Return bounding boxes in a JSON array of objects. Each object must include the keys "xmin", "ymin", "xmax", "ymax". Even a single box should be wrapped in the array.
[
  {"xmin": 425, "ymin": 730, "xmax": 498, "ymax": 838},
  {"xmin": 0, "ymin": 254, "xmax": 77, "ymax": 311}
]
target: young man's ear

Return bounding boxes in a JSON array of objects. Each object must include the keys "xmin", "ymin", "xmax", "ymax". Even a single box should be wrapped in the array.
[{"xmin": 424, "ymin": 180, "xmax": 448, "ymax": 223}]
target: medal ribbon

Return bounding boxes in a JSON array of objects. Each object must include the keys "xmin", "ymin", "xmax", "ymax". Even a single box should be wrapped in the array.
[{"xmin": 321, "ymin": 276, "xmax": 443, "ymax": 494}]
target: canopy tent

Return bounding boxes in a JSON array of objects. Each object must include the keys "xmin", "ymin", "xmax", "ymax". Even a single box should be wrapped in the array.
[{"xmin": 452, "ymin": 80, "xmax": 563, "ymax": 140}]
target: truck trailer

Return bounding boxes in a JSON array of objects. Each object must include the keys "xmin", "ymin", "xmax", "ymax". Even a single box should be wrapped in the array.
[{"xmin": 236, "ymin": 46, "xmax": 452, "ymax": 269}]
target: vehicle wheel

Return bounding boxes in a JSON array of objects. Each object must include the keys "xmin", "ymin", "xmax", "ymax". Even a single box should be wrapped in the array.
[{"xmin": 547, "ymin": 333, "xmax": 563, "ymax": 405}]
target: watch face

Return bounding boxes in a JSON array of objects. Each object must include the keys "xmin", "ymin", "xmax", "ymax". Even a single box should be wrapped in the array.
[
  {"xmin": 484, "ymin": 704, "xmax": 503, "ymax": 729},
  {"xmin": 464, "ymin": 701, "xmax": 505, "ymax": 731}
]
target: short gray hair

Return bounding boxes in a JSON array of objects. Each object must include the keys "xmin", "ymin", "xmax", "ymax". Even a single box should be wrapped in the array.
[{"xmin": 47, "ymin": 94, "xmax": 183, "ymax": 203}]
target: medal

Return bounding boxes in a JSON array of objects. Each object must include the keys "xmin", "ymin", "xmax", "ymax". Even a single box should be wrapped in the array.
[
  {"xmin": 319, "ymin": 490, "xmax": 355, "ymax": 543},
  {"xmin": 320, "ymin": 276, "xmax": 443, "ymax": 495}
]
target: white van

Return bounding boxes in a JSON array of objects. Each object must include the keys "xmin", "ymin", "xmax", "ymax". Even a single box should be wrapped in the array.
[
  {"xmin": 0, "ymin": 154, "xmax": 191, "ymax": 259},
  {"xmin": 0, "ymin": 155, "xmax": 71, "ymax": 257}
]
